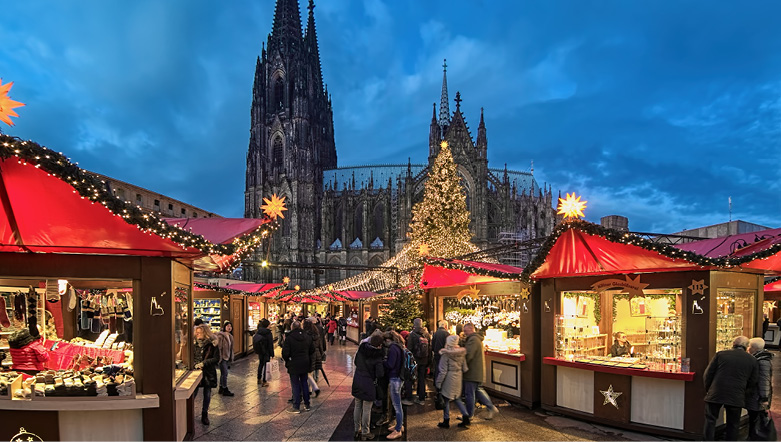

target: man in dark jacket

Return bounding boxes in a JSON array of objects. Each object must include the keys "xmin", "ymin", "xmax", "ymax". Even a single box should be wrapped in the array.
[
  {"xmin": 703, "ymin": 335, "xmax": 759, "ymax": 441},
  {"xmin": 747, "ymin": 337, "xmax": 773, "ymax": 440},
  {"xmin": 253, "ymin": 319, "xmax": 275, "ymax": 386},
  {"xmin": 383, "ymin": 331, "xmax": 405, "ymax": 440},
  {"xmin": 406, "ymin": 318, "xmax": 431, "ymax": 404},
  {"xmin": 352, "ymin": 334, "xmax": 385, "ymax": 440},
  {"xmin": 431, "ymin": 320, "xmax": 450, "ymax": 390},
  {"xmin": 282, "ymin": 321, "xmax": 315, "ymax": 413}
]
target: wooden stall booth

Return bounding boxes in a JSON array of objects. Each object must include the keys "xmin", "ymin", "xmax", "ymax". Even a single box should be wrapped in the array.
[
  {"xmin": 763, "ymin": 279, "xmax": 781, "ymax": 347},
  {"xmin": 0, "ymin": 135, "xmax": 276, "ymax": 441},
  {"xmin": 530, "ymin": 220, "xmax": 764, "ymax": 439},
  {"xmin": 421, "ymin": 258, "xmax": 539, "ymax": 408}
]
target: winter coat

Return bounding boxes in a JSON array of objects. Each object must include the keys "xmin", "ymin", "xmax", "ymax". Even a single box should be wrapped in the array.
[
  {"xmin": 338, "ymin": 318, "xmax": 348, "ymax": 336},
  {"xmin": 384, "ymin": 342, "xmax": 404, "ymax": 379},
  {"xmin": 432, "ymin": 327, "xmax": 450, "ymax": 357},
  {"xmin": 463, "ymin": 333, "xmax": 485, "ymax": 383},
  {"xmin": 9, "ymin": 329, "xmax": 49, "ymax": 371},
  {"xmin": 306, "ymin": 329, "xmax": 324, "ymax": 372},
  {"xmin": 351, "ymin": 342, "xmax": 385, "ymax": 401},
  {"xmin": 407, "ymin": 326, "xmax": 431, "ymax": 363},
  {"xmin": 746, "ymin": 350, "xmax": 773, "ymax": 411},
  {"xmin": 282, "ymin": 329, "xmax": 314, "ymax": 375},
  {"xmin": 253, "ymin": 327, "xmax": 275, "ymax": 362},
  {"xmin": 436, "ymin": 347, "xmax": 468, "ymax": 400},
  {"xmin": 216, "ymin": 331, "xmax": 234, "ymax": 362},
  {"xmin": 194, "ymin": 338, "xmax": 219, "ymax": 388},
  {"xmin": 704, "ymin": 346, "xmax": 759, "ymax": 408},
  {"xmin": 327, "ymin": 320, "xmax": 338, "ymax": 334}
]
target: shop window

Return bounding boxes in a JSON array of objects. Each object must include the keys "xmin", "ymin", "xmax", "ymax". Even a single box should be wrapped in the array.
[
  {"xmin": 716, "ymin": 290, "xmax": 755, "ymax": 351},
  {"xmin": 440, "ymin": 295, "xmax": 522, "ymax": 356},
  {"xmin": 175, "ymin": 285, "xmax": 191, "ymax": 381}
]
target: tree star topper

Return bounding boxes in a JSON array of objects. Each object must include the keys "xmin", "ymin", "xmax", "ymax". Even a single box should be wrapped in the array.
[
  {"xmin": 557, "ymin": 192, "xmax": 587, "ymax": 219},
  {"xmin": 0, "ymin": 79, "xmax": 25, "ymax": 127},
  {"xmin": 600, "ymin": 384, "xmax": 622, "ymax": 409},
  {"xmin": 261, "ymin": 194, "xmax": 287, "ymax": 220}
]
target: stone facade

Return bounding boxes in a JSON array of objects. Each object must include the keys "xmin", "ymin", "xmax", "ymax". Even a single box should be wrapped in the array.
[{"xmin": 244, "ymin": 0, "xmax": 557, "ymax": 288}]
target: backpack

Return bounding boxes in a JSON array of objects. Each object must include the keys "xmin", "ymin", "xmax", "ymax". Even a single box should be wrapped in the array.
[
  {"xmin": 401, "ymin": 346, "xmax": 418, "ymax": 382},
  {"xmin": 414, "ymin": 335, "xmax": 430, "ymax": 361}
]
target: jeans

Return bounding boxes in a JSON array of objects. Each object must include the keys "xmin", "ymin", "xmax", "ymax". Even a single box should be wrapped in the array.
[
  {"xmin": 257, "ymin": 355, "xmax": 268, "ymax": 381},
  {"xmin": 389, "ymin": 377, "xmax": 404, "ymax": 432},
  {"xmin": 443, "ymin": 397, "xmax": 468, "ymax": 420},
  {"xmin": 416, "ymin": 362, "xmax": 428, "ymax": 400},
  {"xmin": 290, "ymin": 373, "xmax": 310, "ymax": 409},
  {"xmin": 196, "ymin": 385, "xmax": 212, "ymax": 415},
  {"xmin": 703, "ymin": 402, "xmax": 741, "ymax": 441},
  {"xmin": 354, "ymin": 398, "xmax": 373, "ymax": 435},
  {"xmin": 464, "ymin": 381, "xmax": 495, "ymax": 418},
  {"xmin": 219, "ymin": 359, "xmax": 229, "ymax": 389},
  {"xmin": 308, "ymin": 372, "xmax": 320, "ymax": 392}
]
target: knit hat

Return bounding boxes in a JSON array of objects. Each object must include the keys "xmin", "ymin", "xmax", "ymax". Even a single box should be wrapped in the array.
[
  {"xmin": 445, "ymin": 335, "xmax": 459, "ymax": 349},
  {"xmin": 9, "ymin": 328, "xmax": 36, "ymax": 349}
]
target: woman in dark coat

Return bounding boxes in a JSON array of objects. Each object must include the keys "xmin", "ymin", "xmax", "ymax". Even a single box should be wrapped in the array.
[
  {"xmin": 253, "ymin": 319, "xmax": 275, "ymax": 386},
  {"xmin": 194, "ymin": 324, "xmax": 220, "ymax": 425},
  {"xmin": 304, "ymin": 319, "xmax": 323, "ymax": 396},
  {"xmin": 352, "ymin": 334, "xmax": 385, "ymax": 440},
  {"xmin": 338, "ymin": 317, "xmax": 348, "ymax": 345},
  {"xmin": 747, "ymin": 337, "xmax": 774, "ymax": 440}
]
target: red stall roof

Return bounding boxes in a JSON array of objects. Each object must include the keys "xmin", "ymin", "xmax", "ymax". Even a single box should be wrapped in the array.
[
  {"xmin": 163, "ymin": 218, "xmax": 270, "ymax": 244},
  {"xmin": 530, "ymin": 222, "xmax": 708, "ymax": 279},
  {"xmin": 421, "ymin": 257, "xmax": 523, "ymax": 288},
  {"xmin": 675, "ymin": 227, "xmax": 781, "ymax": 258},
  {"xmin": 0, "ymin": 157, "xmax": 202, "ymax": 258},
  {"xmin": 223, "ymin": 282, "xmax": 282, "ymax": 293},
  {"xmin": 765, "ymin": 279, "xmax": 781, "ymax": 293}
]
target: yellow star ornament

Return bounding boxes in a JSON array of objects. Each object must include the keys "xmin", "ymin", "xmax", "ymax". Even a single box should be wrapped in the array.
[
  {"xmin": 261, "ymin": 194, "xmax": 288, "ymax": 220},
  {"xmin": 0, "ymin": 79, "xmax": 25, "ymax": 126},
  {"xmin": 557, "ymin": 192, "xmax": 587, "ymax": 219}
]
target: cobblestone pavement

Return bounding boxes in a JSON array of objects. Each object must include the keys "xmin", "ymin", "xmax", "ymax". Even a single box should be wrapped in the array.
[{"xmin": 195, "ymin": 340, "xmax": 781, "ymax": 441}]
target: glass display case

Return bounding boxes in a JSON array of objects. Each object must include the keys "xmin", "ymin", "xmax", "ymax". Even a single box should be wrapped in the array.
[
  {"xmin": 716, "ymin": 313, "xmax": 744, "ymax": 351},
  {"xmin": 555, "ymin": 315, "xmax": 607, "ymax": 360},
  {"xmin": 268, "ymin": 303, "xmax": 280, "ymax": 325},
  {"xmin": 174, "ymin": 284, "xmax": 191, "ymax": 381},
  {"xmin": 484, "ymin": 327, "xmax": 521, "ymax": 355},
  {"xmin": 716, "ymin": 290, "xmax": 754, "ymax": 351},
  {"xmin": 644, "ymin": 315, "xmax": 683, "ymax": 372},
  {"xmin": 248, "ymin": 301, "xmax": 262, "ymax": 332},
  {"xmin": 194, "ymin": 298, "xmax": 221, "ymax": 332}
]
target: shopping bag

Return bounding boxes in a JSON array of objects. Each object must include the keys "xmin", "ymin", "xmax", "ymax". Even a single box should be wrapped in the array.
[
  {"xmin": 266, "ymin": 359, "xmax": 280, "ymax": 380},
  {"xmin": 757, "ymin": 410, "xmax": 777, "ymax": 441}
]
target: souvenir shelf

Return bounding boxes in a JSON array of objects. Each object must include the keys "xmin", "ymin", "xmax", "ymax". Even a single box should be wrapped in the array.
[
  {"xmin": 716, "ymin": 313, "xmax": 743, "ymax": 351},
  {"xmin": 194, "ymin": 299, "xmax": 221, "ymax": 332},
  {"xmin": 484, "ymin": 328, "xmax": 521, "ymax": 355},
  {"xmin": 644, "ymin": 316, "xmax": 683, "ymax": 371},
  {"xmin": 554, "ymin": 315, "xmax": 606, "ymax": 360}
]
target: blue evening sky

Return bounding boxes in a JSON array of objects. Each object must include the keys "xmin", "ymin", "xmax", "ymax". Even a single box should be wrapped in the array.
[{"xmin": 1, "ymin": 1, "xmax": 779, "ymax": 233}]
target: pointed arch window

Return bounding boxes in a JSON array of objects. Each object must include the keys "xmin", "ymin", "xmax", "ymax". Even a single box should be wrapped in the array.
[
  {"xmin": 272, "ymin": 137, "xmax": 283, "ymax": 170},
  {"xmin": 274, "ymin": 77, "xmax": 285, "ymax": 111}
]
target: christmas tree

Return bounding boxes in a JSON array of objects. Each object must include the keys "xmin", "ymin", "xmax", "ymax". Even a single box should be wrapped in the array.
[{"xmin": 380, "ymin": 289, "xmax": 425, "ymax": 332}]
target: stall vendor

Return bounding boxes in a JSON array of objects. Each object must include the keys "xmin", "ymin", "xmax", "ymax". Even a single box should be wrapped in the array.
[{"xmin": 610, "ymin": 332, "xmax": 633, "ymax": 357}]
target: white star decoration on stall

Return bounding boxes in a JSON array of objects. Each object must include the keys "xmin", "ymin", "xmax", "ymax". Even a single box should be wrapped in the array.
[
  {"xmin": 688, "ymin": 279, "xmax": 708, "ymax": 296},
  {"xmin": 600, "ymin": 384, "xmax": 622, "ymax": 409}
]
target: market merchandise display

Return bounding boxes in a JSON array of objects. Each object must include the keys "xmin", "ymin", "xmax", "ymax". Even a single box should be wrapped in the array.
[
  {"xmin": 13, "ymin": 366, "xmax": 135, "ymax": 399},
  {"xmin": 194, "ymin": 299, "xmax": 221, "ymax": 332}
]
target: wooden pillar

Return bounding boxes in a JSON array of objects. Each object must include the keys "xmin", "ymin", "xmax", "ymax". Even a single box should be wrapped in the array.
[{"xmin": 520, "ymin": 282, "xmax": 541, "ymax": 407}]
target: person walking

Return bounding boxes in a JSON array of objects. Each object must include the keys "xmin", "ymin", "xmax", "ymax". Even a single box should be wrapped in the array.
[
  {"xmin": 276, "ymin": 319, "xmax": 285, "ymax": 348},
  {"xmin": 304, "ymin": 319, "xmax": 323, "ymax": 397},
  {"xmin": 193, "ymin": 324, "xmax": 219, "ymax": 425},
  {"xmin": 327, "ymin": 316, "xmax": 338, "ymax": 346},
  {"xmin": 462, "ymin": 323, "xmax": 499, "ymax": 422},
  {"xmin": 435, "ymin": 335, "xmax": 469, "ymax": 429},
  {"xmin": 431, "ymin": 320, "xmax": 450, "ymax": 401},
  {"xmin": 282, "ymin": 321, "xmax": 315, "ymax": 413},
  {"xmin": 384, "ymin": 331, "xmax": 405, "ymax": 440},
  {"xmin": 216, "ymin": 321, "xmax": 235, "ymax": 396},
  {"xmin": 253, "ymin": 319, "xmax": 275, "ymax": 386},
  {"xmin": 407, "ymin": 318, "xmax": 431, "ymax": 404},
  {"xmin": 747, "ymin": 337, "xmax": 773, "ymax": 440},
  {"xmin": 338, "ymin": 316, "xmax": 348, "ymax": 345},
  {"xmin": 352, "ymin": 334, "xmax": 385, "ymax": 440},
  {"xmin": 703, "ymin": 335, "xmax": 759, "ymax": 441}
]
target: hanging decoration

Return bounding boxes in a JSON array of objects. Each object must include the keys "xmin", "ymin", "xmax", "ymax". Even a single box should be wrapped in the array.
[
  {"xmin": 600, "ymin": 384, "xmax": 622, "ymax": 409},
  {"xmin": 456, "ymin": 285, "xmax": 480, "ymax": 301},
  {"xmin": 688, "ymin": 279, "xmax": 708, "ymax": 296},
  {"xmin": 519, "ymin": 286, "xmax": 531, "ymax": 301},
  {"xmin": 261, "ymin": 194, "xmax": 287, "ymax": 220},
  {"xmin": 591, "ymin": 275, "xmax": 648, "ymax": 297},
  {"xmin": 557, "ymin": 192, "xmax": 587, "ymax": 220},
  {"xmin": 0, "ymin": 79, "xmax": 25, "ymax": 126}
]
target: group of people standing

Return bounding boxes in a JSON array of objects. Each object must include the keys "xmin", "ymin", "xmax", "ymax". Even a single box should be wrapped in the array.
[
  {"xmin": 192, "ymin": 319, "xmax": 237, "ymax": 425},
  {"xmin": 350, "ymin": 318, "xmax": 500, "ymax": 440}
]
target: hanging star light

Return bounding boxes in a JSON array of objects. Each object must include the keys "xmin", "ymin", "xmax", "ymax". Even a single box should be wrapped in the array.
[
  {"xmin": 457, "ymin": 285, "xmax": 480, "ymax": 301},
  {"xmin": 557, "ymin": 192, "xmax": 587, "ymax": 219},
  {"xmin": 0, "ymin": 79, "xmax": 25, "ymax": 126},
  {"xmin": 261, "ymin": 194, "xmax": 287, "ymax": 220},
  {"xmin": 418, "ymin": 243, "xmax": 430, "ymax": 256},
  {"xmin": 600, "ymin": 384, "xmax": 622, "ymax": 409}
]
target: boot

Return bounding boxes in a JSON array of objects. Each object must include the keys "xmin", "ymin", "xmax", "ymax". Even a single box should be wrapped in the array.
[
  {"xmin": 222, "ymin": 388, "xmax": 235, "ymax": 397},
  {"xmin": 218, "ymin": 386, "xmax": 225, "ymax": 395},
  {"xmin": 201, "ymin": 412, "xmax": 210, "ymax": 425},
  {"xmin": 437, "ymin": 418, "xmax": 450, "ymax": 428},
  {"xmin": 457, "ymin": 416, "xmax": 470, "ymax": 428}
]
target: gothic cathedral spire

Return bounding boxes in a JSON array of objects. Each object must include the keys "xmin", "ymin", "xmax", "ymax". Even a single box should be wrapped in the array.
[{"xmin": 438, "ymin": 59, "xmax": 450, "ymax": 137}]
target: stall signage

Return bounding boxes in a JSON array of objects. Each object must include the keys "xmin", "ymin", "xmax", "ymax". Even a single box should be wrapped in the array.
[
  {"xmin": 590, "ymin": 275, "xmax": 648, "ymax": 297},
  {"xmin": 456, "ymin": 285, "xmax": 480, "ymax": 301}
]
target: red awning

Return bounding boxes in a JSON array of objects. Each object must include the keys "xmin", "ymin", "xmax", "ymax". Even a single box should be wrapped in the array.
[
  {"xmin": 0, "ymin": 158, "xmax": 202, "ymax": 257},
  {"xmin": 421, "ymin": 258, "xmax": 523, "ymax": 288},
  {"xmin": 765, "ymin": 280, "xmax": 781, "ymax": 293},
  {"xmin": 531, "ymin": 227, "xmax": 706, "ymax": 279},
  {"xmin": 675, "ymin": 227, "xmax": 781, "ymax": 258},
  {"xmin": 223, "ymin": 282, "xmax": 281, "ymax": 293}
]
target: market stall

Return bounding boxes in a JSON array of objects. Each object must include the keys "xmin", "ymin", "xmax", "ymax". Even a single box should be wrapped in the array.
[
  {"xmin": 763, "ymin": 279, "xmax": 781, "ymax": 346},
  {"xmin": 421, "ymin": 257, "xmax": 538, "ymax": 407},
  {"xmin": 0, "ymin": 135, "xmax": 276, "ymax": 441},
  {"xmin": 529, "ymin": 220, "xmax": 763, "ymax": 439}
]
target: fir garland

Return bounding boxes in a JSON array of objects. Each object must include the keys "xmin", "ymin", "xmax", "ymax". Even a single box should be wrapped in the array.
[
  {"xmin": 611, "ymin": 293, "xmax": 676, "ymax": 320},
  {"xmin": 422, "ymin": 256, "xmax": 523, "ymax": 281},
  {"xmin": 193, "ymin": 281, "xmax": 286, "ymax": 297},
  {"xmin": 0, "ymin": 134, "xmax": 277, "ymax": 261}
]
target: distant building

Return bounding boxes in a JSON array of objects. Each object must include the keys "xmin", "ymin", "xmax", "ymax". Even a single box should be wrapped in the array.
[
  {"xmin": 90, "ymin": 172, "xmax": 220, "ymax": 219},
  {"xmin": 601, "ymin": 215, "xmax": 629, "ymax": 231},
  {"xmin": 673, "ymin": 220, "xmax": 771, "ymax": 240}
]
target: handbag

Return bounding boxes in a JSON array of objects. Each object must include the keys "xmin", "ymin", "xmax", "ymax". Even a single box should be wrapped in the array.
[{"xmin": 757, "ymin": 410, "xmax": 777, "ymax": 441}]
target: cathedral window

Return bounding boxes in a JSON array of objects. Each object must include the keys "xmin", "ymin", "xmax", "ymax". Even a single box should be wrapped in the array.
[
  {"xmin": 371, "ymin": 203, "xmax": 385, "ymax": 245},
  {"xmin": 272, "ymin": 137, "xmax": 283, "ymax": 170},
  {"xmin": 274, "ymin": 77, "xmax": 284, "ymax": 111},
  {"xmin": 353, "ymin": 203, "xmax": 364, "ymax": 244}
]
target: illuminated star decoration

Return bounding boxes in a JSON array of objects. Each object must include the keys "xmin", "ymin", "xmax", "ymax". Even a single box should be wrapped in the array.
[
  {"xmin": 283, "ymin": 276, "xmax": 291, "ymax": 284},
  {"xmin": 688, "ymin": 279, "xmax": 708, "ymax": 296},
  {"xmin": 418, "ymin": 243, "xmax": 430, "ymax": 256},
  {"xmin": 600, "ymin": 384, "xmax": 622, "ymax": 409},
  {"xmin": 261, "ymin": 194, "xmax": 287, "ymax": 220},
  {"xmin": 0, "ymin": 79, "xmax": 25, "ymax": 126},
  {"xmin": 441, "ymin": 140, "xmax": 448, "ymax": 149},
  {"xmin": 519, "ymin": 287, "xmax": 531, "ymax": 301},
  {"xmin": 456, "ymin": 285, "xmax": 480, "ymax": 301},
  {"xmin": 557, "ymin": 192, "xmax": 587, "ymax": 219}
]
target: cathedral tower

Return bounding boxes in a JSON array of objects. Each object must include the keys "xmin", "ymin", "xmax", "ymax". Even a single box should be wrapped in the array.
[{"xmin": 244, "ymin": 0, "xmax": 336, "ymax": 285}]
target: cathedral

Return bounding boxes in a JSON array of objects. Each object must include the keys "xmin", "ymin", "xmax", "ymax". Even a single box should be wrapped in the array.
[{"xmin": 244, "ymin": 0, "xmax": 557, "ymax": 288}]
